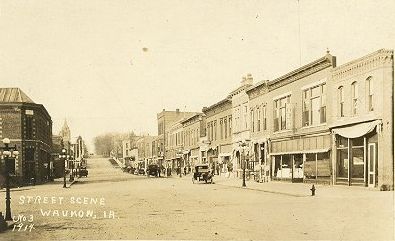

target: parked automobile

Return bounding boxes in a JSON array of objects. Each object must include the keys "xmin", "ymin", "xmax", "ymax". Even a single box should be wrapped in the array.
[
  {"xmin": 192, "ymin": 164, "xmax": 213, "ymax": 184},
  {"xmin": 78, "ymin": 167, "xmax": 89, "ymax": 177},
  {"xmin": 138, "ymin": 168, "xmax": 145, "ymax": 175},
  {"xmin": 147, "ymin": 164, "xmax": 159, "ymax": 177}
]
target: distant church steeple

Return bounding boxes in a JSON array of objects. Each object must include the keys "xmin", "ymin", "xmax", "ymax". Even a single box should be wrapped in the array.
[{"xmin": 59, "ymin": 119, "xmax": 71, "ymax": 143}]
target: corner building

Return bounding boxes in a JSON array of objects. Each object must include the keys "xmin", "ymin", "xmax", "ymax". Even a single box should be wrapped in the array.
[
  {"xmin": 0, "ymin": 88, "xmax": 52, "ymax": 185},
  {"xmin": 328, "ymin": 49, "xmax": 394, "ymax": 189}
]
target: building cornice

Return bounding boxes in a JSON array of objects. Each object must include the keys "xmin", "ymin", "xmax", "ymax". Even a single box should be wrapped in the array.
[
  {"xmin": 268, "ymin": 54, "xmax": 335, "ymax": 91},
  {"xmin": 202, "ymin": 97, "xmax": 232, "ymax": 117},
  {"xmin": 331, "ymin": 49, "xmax": 393, "ymax": 81}
]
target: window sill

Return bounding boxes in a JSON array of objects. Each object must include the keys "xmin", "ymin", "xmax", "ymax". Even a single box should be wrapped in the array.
[
  {"xmin": 273, "ymin": 129, "xmax": 292, "ymax": 134},
  {"xmin": 301, "ymin": 123, "xmax": 327, "ymax": 129}
]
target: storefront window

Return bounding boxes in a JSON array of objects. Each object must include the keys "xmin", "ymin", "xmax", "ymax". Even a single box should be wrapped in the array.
[
  {"xmin": 352, "ymin": 137, "xmax": 364, "ymax": 147},
  {"xmin": 337, "ymin": 136, "xmax": 348, "ymax": 148},
  {"xmin": 317, "ymin": 152, "xmax": 330, "ymax": 177},
  {"xmin": 281, "ymin": 155, "xmax": 292, "ymax": 178},
  {"xmin": 293, "ymin": 154, "xmax": 303, "ymax": 179},
  {"xmin": 337, "ymin": 149, "xmax": 348, "ymax": 179},
  {"xmin": 352, "ymin": 147, "xmax": 364, "ymax": 178},
  {"xmin": 304, "ymin": 153, "xmax": 316, "ymax": 179},
  {"xmin": 274, "ymin": 156, "xmax": 281, "ymax": 178}
]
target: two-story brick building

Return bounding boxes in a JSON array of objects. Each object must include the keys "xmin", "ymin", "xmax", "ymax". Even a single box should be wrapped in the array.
[
  {"xmin": 180, "ymin": 113, "xmax": 205, "ymax": 169},
  {"xmin": 328, "ymin": 49, "xmax": 394, "ymax": 189},
  {"xmin": 157, "ymin": 109, "xmax": 196, "ymax": 172},
  {"xmin": 230, "ymin": 74, "xmax": 253, "ymax": 176},
  {"xmin": 246, "ymin": 52, "xmax": 335, "ymax": 184},
  {"xmin": 202, "ymin": 97, "xmax": 233, "ymax": 175},
  {"xmin": 0, "ymin": 88, "xmax": 53, "ymax": 185},
  {"xmin": 244, "ymin": 49, "xmax": 393, "ymax": 189}
]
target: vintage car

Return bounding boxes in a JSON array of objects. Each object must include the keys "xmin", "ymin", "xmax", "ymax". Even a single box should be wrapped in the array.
[
  {"xmin": 137, "ymin": 168, "xmax": 145, "ymax": 175},
  {"xmin": 147, "ymin": 164, "xmax": 160, "ymax": 177},
  {"xmin": 192, "ymin": 164, "xmax": 213, "ymax": 184},
  {"xmin": 78, "ymin": 167, "xmax": 88, "ymax": 177}
]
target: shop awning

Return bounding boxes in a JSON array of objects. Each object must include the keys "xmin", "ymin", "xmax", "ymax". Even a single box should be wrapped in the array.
[
  {"xmin": 218, "ymin": 152, "xmax": 232, "ymax": 157},
  {"xmin": 270, "ymin": 148, "xmax": 330, "ymax": 156},
  {"xmin": 331, "ymin": 120, "xmax": 381, "ymax": 139},
  {"xmin": 252, "ymin": 137, "xmax": 268, "ymax": 144}
]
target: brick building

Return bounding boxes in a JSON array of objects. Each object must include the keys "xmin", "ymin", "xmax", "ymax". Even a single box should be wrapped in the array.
[
  {"xmin": 156, "ymin": 109, "xmax": 196, "ymax": 171},
  {"xmin": 247, "ymin": 52, "xmax": 336, "ymax": 184},
  {"xmin": 230, "ymin": 74, "xmax": 253, "ymax": 175},
  {"xmin": 328, "ymin": 49, "xmax": 394, "ymax": 189},
  {"xmin": 202, "ymin": 97, "xmax": 232, "ymax": 175},
  {"xmin": 243, "ymin": 49, "xmax": 393, "ymax": 189},
  {"xmin": 0, "ymin": 88, "xmax": 52, "ymax": 185},
  {"xmin": 135, "ymin": 135, "xmax": 156, "ymax": 167},
  {"xmin": 180, "ymin": 113, "xmax": 205, "ymax": 168}
]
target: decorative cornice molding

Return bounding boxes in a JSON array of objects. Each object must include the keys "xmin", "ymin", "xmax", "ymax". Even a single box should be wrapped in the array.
[
  {"xmin": 269, "ymin": 56, "xmax": 334, "ymax": 91},
  {"xmin": 331, "ymin": 49, "xmax": 394, "ymax": 81},
  {"xmin": 203, "ymin": 98, "xmax": 232, "ymax": 117}
]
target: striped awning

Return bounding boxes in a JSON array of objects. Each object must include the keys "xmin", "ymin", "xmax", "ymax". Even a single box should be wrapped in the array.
[{"xmin": 270, "ymin": 148, "xmax": 330, "ymax": 156}]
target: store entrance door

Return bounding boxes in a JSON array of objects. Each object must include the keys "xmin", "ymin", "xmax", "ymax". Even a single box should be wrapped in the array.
[{"xmin": 367, "ymin": 143, "xmax": 376, "ymax": 187}]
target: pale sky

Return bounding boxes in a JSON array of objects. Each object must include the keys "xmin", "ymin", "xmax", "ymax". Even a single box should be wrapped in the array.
[{"xmin": 1, "ymin": 0, "xmax": 394, "ymax": 151}]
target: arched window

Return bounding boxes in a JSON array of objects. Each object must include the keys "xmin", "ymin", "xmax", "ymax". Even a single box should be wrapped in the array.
[
  {"xmin": 338, "ymin": 86, "xmax": 344, "ymax": 117},
  {"xmin": 351, "ymin": 82, "xmax": 358, "ymax": 115},
  {"xmin": 366, "ymin": 77, "xmax": 373, "ymax": 111}
]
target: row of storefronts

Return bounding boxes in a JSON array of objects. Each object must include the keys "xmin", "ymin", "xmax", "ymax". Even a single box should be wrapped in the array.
[{"xmin": 126, "ymin": 49, "xmax": 393, "ymax": 190}]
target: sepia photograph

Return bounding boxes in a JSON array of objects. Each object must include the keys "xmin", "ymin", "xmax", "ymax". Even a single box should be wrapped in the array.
[{"xmin": 0, "ymin": 0, "xmax": 394, "ymax": 240}]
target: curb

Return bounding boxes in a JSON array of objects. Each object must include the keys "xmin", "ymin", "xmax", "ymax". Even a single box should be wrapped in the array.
[{"xmin": 213, "ymin": 182, "xmax": 308, "ymax": 197}]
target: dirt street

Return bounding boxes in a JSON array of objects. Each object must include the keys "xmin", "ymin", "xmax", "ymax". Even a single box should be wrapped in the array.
[{"xmin": 2, "ymin": 157, "xmax": 394, "ymax": 240}]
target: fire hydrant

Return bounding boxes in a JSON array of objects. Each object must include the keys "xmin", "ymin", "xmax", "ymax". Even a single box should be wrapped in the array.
[{"xmin": 310, "ymin": 184, "xmax": 316, "ymax": 196}]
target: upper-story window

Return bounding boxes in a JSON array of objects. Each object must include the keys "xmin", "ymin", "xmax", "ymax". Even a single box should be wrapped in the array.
[
  {"xmin": 338, "ymin": 86, "xmax": 344, "ymax": 117},
  {"xmin": 219, "ymin": 119, "xmax": 223, "ymax": 139},
  {"xmin": 244, "ymin": 106, "xmax": 248, "ymax": 130},
  {"xmin": 257, "ymin": 107, "xmax": 261, "ymax": 132},
  {"xmin": 302, "ymin": 83, "xmax": 326, "ymax": 126},
  {"xmin": 351, "ymin": 81, "xmax": 358, "ymax": 115},
  {"xmin": 250, "ymin": 109, "xmax": 254, "ymax": 132},
  {"xmin": 224, "ymin": 118, "xmax": 227, "ymax": 138},
  {"xmin": 26, "ymin": 116, "xmax": 33, "ymax": 139},
  {"xmin": 366, "ymin": 77, "xmax": 373, "ymax": 111},
  {"xmin": 274, "ymin": 95, "xmax": 291, "ymax": 131},
  {"xmin": 213, "ymin": 120, "xmax": 217, "ymax": 141},
  {"xmin": 228, "ymin": 115, "xmax": 232, "ymax": 136},
  {"xmin": 210, "ymin": 121, "xmax": 214, "ymax": 141},
  {"xmin": 196, "ymin": 128, "xmax": 199, "ymax": 143},
  {"xmin": 208, "ymin": 122, "xmax": 211, "ymax": 141},
  {"xmin": 262, "ymin": 105, "xmax": 267, "ymax": 130}
]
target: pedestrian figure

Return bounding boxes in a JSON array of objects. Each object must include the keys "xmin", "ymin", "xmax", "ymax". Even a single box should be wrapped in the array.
[{"xmin": 184, "ymin": 166, "xmax": 187, "ymax": 176}]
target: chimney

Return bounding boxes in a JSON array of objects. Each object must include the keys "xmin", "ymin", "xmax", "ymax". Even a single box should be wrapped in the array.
[
  {"xmin": 176, "ymin": 108, "xmax": 180, "ymax": 113},
  {"xmin": 246, "ymin": 73, "xmax": 253, "ymax": 85},
  {"xmin": 241, "ymin": 76, "xmax": 247, "ymax": 85},
  {"xmin": 162, "ymin": 109, "xmax": 165, "ymax": 112}
]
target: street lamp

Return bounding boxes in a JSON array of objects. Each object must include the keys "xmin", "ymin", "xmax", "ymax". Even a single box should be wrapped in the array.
[
  {"xmin": 0, "ymin": 138, "xmax": 19, "ymax": 221},
  {"xmin": 239, "ymin": 140, "xmax": 250, "ymax": 188},
  {"xmin": 59, "ymin": 149, "xmax": 68, "ymax": 188}
]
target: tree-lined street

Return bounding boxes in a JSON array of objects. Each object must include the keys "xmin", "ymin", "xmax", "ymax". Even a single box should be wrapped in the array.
[{"xmin": 2, "ymin": 157, "xmax": 393, "ymax": 241}]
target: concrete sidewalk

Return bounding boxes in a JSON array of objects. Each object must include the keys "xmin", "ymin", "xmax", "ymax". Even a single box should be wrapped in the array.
[
  {"xmin": 177, "ymin": 174, "xmax": 393, "ymax": 199},
  {"xmin": 212, "ymin": 175, "xmax": 394, "ymax": 198},
  {"xmin": 52, "ymin": 176, "xmax": 79, "ymax": 188}
]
